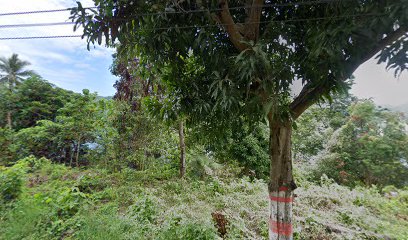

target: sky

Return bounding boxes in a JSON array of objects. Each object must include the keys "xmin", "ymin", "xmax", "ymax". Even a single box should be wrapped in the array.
[
  {"xmin": 0, "ymin": 0, "xmax": 407, "ymax": 105},
  {"xmin": 0, "ymin": 0, "xmax": 116, "ymax": 96}
]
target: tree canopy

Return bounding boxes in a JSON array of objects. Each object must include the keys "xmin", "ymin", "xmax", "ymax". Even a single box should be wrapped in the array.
[
  {"xmin": 70, "ymin": 1, "xmax": 408, "ymax": 238},
  {"xmin": 0, "ymin": 53, "xmax": 35, "ymax": 89},
  {"xmin": 71, "ymin": 0, "xmax": 408, "ymax": 124}
]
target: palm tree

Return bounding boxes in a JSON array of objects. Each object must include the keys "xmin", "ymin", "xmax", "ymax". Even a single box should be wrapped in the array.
[{"xmin": 0, "ymin": 53, "xmax": 35, "ymax": 128}]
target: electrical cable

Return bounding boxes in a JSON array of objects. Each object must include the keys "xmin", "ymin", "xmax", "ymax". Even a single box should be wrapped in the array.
[
  {"xmin": 0, "ymin": 7, "xmax": 95, "ymax": 17},
  {"xmin": 0, "ymin": 22, "xmax": 74, "ymax": 29},
  {"xmin": 0, "ymin": 7, "xmax": 385, "ymax": 41},
  {"xmin": 0, "ymin": 35, "xmax": 82, "ymax": 40},
  {"xmin": 0, "ymin": 12, "xmax": 382, "ymax": 31},
  {"xmin": 0, "ymin": 0, "xmax": 353, "ymax": 17}
]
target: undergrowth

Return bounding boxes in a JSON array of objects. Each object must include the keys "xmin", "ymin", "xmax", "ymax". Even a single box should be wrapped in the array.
[{"xmin": 1, "ymin": 157, "xmax": 407, "ymax": 240}]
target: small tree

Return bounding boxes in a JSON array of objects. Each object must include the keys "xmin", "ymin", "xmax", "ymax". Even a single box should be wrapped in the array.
[
  {"xmin": 57, "ymin": 89, "xmax": 98, "ymax": 166},
  {"xmin": 110, "ymin": 54, "xmax": 165, "ymax": 170},
  {"xmin": 14, "ymin": 90, "xmax": 98, "ymax": 166}
]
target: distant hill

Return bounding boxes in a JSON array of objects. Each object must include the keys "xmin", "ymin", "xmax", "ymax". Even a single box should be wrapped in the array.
[
  {"xmin": 96, "ymin": 96, "xmax": 113, "ymax": 100},
  {"xmin": 388, "ymin": 102, "xmax": 408, "ymax": 115}
]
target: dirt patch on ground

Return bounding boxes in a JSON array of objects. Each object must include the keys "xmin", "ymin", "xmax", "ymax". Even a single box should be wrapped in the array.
[{"xmin": 28, "ymin": 174, "xmax": 49, "ymax": 187}]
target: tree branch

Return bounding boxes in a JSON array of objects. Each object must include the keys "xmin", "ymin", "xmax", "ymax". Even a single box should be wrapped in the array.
[
  {"xmin": 213, "ymin": 0, "xmax": 248, "ymax": 52},
  {"xmin": 346, "ymin": 25, "xmax": 408, "ymax": 75},
  {"xmin": 243, "ymin": 0, "xmax": 264, "ymax": 42},
  {"xmin": 290, "ymin": 83, "xmax": 328, "ymax": 120},
  {"xmin": 212, "ymin": 0, "xmax": 265, "ymax": 52},
  {"xmin": 290, "ymin": 26, "xmax": 408, "ymax": 120}
]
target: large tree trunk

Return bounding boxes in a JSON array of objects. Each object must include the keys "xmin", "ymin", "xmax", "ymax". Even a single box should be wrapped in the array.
[
  {"xmin": 178, "ymin": 120, "xmax": 186, "ymax": 178},
  {"xmin": 6, "ymin": 111, "xmax": 12, "ymax": 128},
  {"xmin": 268, "ymin": 113, "xmax": 296, "ymax": 240}
]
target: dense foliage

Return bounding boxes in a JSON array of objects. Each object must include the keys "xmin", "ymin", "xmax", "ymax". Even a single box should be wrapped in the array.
[
  {"xmin": 69, "ymin": 0, "xmax": 408, "ymax": 126},
  {"xmin": 1, "ymin": 59, "xmax": 408, "ymax": 239},
  {"xmin": 1, "ymin": 70, "xmax": 407, "ymax": 187},
  {"xmin": 1, "ymin": 156, "xmax": 407, "ymax": 239},
  {"xmin": 2, "ymin": 0, "xmax": 408, "ymax": 236},
  {"xmin": 69, "ymin": 3, "xmax": 408, "ymax": 238},
  {"xmin": 313, "ymin": 100, "xmax": 408, "ymax": 187}
]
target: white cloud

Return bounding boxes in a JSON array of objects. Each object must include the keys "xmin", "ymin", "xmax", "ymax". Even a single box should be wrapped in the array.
[
  {"xmin": 74, "ymin": 62, "xmax": 96, "ymax": 71},
  {"xmin": 27, "ymin": 49, "xmax": 72, "ymax": 63},
  {"xmin": 0, "ymin": 45, "xmax": 12, "ymax": 55}
]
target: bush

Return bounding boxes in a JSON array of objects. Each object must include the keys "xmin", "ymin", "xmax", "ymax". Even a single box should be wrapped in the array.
[
  {"xmin": 127, "ymin": 195, "xmax": 157, "ymax": 223},
  {"xmin": 0, "ymin": 168, "xmax": 23, "ymax": 202},
  {"xmin": 76, "ymin": 171, "xmax": 108, "ymax": 193},
  {"xmin": 0, "ymin": 157, "xmax": 33, "ymax": 202},
  {"xmin": 0, "ymin": 156, "xmax": 53, "ymax": 203},
  {"xmin": 53, "ymin": 187, "xmax": 90, "ymax": 218},
  {"xmin": 188, "ymin": 152, "xmax": 221, "ymax": 179},
  {"xmin": 0, "ymin": 127, "xmax": 17, "ymax": 166},
  {"xmin": 209, "ymin": 122, "xmax": 270, "ymax": 179}
]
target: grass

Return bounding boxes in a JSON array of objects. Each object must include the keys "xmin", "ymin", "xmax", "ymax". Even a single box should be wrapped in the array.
[{"xmin": 1, "ymin": 158, "xmax": 407, "ymax": 240}]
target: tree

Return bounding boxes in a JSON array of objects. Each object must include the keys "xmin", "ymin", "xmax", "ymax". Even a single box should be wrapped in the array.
[
  {"xmin": 0, "ymin": 76, "xmax": 77, "ymax": 165},
  {"xmin": 0, "ymin": 54, "xmax": 35, "ymax": 128},
  {"xmin": 110, "ymin": 54, "xmax": 165, "ymax": 170},
  {"xmin": 314, "ymin": 100, "xmax": 408, "ymax": 187},
  {"xmin": 57, "ymin": 89, "xmax": 98, "ymax": 166},
  {"xmin": 0, "ymin": 75, "xmax": 72, "ymax": 129},
  {"xmin": 292, "ymin": 93, "xmax": 355, "ymax": 161},
  {"xmin": 11, "ymin": 76, "xmax": 72, "ymax": 130},
  {"xmin": 142, "ymin": 53, "xmax": 191, "ymax": 178},
  {"xmin": 71, "ymin": 1, "xmax": 408, "ymax": 238},
  {"xmin": 14, "ymin": 90, "xmax": 99, "ymax": 166},
  {"xmin": 14, "ymin": 119, "xmax": 64, "ymax": 162}
]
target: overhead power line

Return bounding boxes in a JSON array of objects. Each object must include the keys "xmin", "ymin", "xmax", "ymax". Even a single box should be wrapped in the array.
[
  {"xmin": 0, "ymin": 0, "xmax": 352, "ymax": 17},
  {"xmin": 0, "ymin": 7, "xmax": 95, "ymax": 17},
  {"xmin": 0, "ymin": 35, "xmax": 82, "ymax": 40},
  {"xmin": 0, "ymin": 22, "xmax": 74, "ymax": 29},
  {"xmin": 0, "ymin": 12, "xmax": 383, "ymax": 32},
  {"xmin": 0, "ymin": 13, "xmax": 384, "ymax": 41}
]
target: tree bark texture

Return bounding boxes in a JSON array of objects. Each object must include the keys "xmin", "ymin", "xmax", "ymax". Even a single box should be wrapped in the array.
[
  {"xmin": 214, "ymin": 1, "xmax": 301, "ymax": 238},
  {"xmin": 268, "ymin": 113, "xmax": 296, "ymax": 240},
  {"xmin": 178, "ymin": 120, "xmax": 186, "ymax": 178},
  {"xmin": 69, "ymin": 145, "xmax": 74, "ymax": 167},
  {"xmin": 6, "ymin": 111, "xmax": 12, "ymax": 128}
]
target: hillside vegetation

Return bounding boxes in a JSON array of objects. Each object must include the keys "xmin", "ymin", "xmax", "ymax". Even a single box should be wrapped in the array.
[
  {"xmin": 1, "ymin": 46, "xmax": 408, "ymax": 239},
  {"xmin": 1, "ymin": 156, "xmax": 407, "ymax": 240},
  {"xmin": 1, "ymin": 75, "xmax": 408, "ymax": 239}
]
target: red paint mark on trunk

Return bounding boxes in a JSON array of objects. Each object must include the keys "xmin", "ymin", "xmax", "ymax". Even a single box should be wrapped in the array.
[
  {"xmin": 269, "ymin": 219, "xmax": 293, "ymax": 236},
  {"xmin": 269, "ymin": 195, "xmax": 294, "ymax": 203},
  {"xmin": 278, "ymin": 186, "xmax": 289, "ymax": 191}
]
